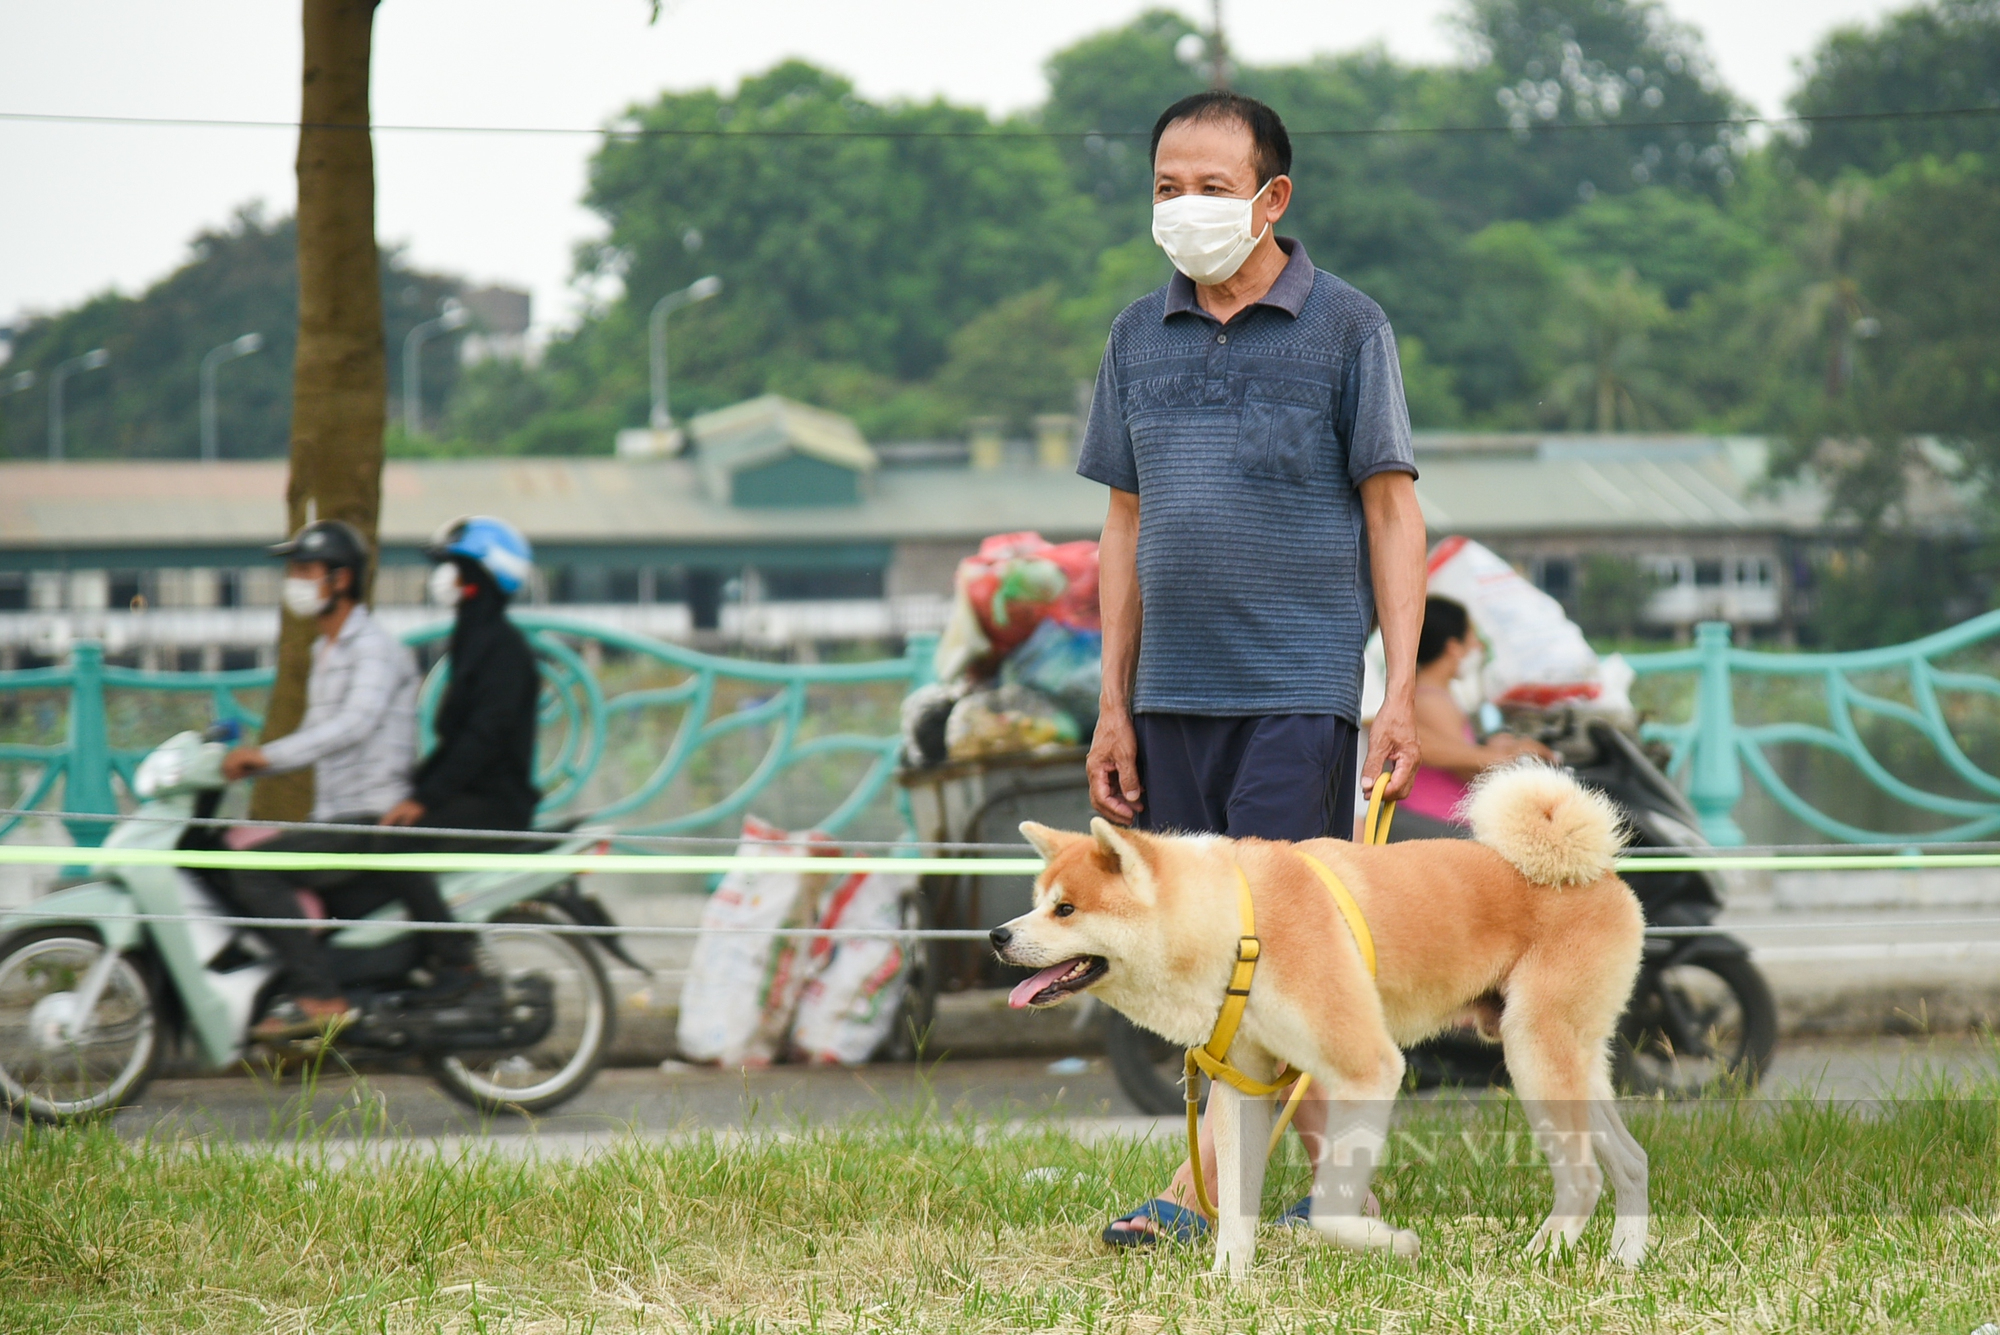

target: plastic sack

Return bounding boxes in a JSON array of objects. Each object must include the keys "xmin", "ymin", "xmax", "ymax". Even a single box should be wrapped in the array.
[
  {"xmin": 790, "ymin": 869, "xmax": 916, "ymax": 1065},
  {"xmin": 934, "ymin": 532, "xmax": 1099, "ymax": 681},
  {"xmin": 999, "ymin": 620, "xmax": 1103, "ymax": 735},
  {"xmin": 944, "ymin": 684, "xmax": 1077, "ymax": 760},
  {"xmin": 1425, "ymin": 536, "xmax": 1601, "ymax": 707},
  {"xmin": 676, "ymin": 817, "xmax": 831, "ymax": 1066},
  {"xmin": 899, "ymin": 680, "xmax": 966, "ymax": 769}
]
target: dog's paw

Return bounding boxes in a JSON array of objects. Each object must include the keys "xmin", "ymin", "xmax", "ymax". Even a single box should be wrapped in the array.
[
  {"xmin": 1609, "ymin": 1217, "xmax": 1648, "ymax": 1268},
  {"xmin": 1313, "ymin": 1215, "xmax": 1420, "ymax": 1259},
  {"xmin": 1524, "ymin": 1218, "xmax": 1588, "ymax": 1262}
]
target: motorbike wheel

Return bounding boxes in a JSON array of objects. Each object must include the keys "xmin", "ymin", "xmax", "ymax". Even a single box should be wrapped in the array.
[
  {"xmin": 426, "ymin": 902, "xmax": 613, "ymax": 1115},
  {"xmin": 1105, "ymin": 1010, "xmax": 1198, "ymax": 1116},
  {"xmin": 1615, "ymin": 952, "xmax": 1777, "ymax": 1097},
  {"xmin": 0, "ymin": 929, "xmax": 162, "ymax": 1123}
]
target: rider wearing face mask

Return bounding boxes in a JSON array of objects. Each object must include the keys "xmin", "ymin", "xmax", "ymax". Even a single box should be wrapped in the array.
[
  {"xmin": 223, "ymin": 520, "xmax": 444, "ymax": 1038},
  {"xmin": 378, "ymin": 516, "xmax": 542, "ymax": 837}
]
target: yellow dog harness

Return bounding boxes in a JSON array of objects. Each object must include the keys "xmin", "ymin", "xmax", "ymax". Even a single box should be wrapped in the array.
[{"xmin": 1184, "ymin": 774, "xmax": 1394, "ymax": 1221}]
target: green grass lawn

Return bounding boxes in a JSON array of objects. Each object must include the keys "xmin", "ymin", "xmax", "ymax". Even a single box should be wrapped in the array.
[{"xmin": 4, "ymin": 1086, "xmax": 1999, "ymax": 1333}]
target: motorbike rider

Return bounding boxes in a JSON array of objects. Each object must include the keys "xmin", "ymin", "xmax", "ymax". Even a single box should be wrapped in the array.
[
  {"xmin": 371, "ymin": 517, "xmax": 544, "ymax": 958},
  {"xmin": 222, "ymin": 519, "xmax": 457, "ymax": 1039}
]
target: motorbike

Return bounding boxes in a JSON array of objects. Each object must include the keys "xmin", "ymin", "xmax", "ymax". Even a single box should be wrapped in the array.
[
  {"xmin": 1105, "ymin": 715, "xmax": 1778, "ymax": 1111},
  {"xmin": 0, "ymin": 724, "xmax": 636, "ymax": 1123}
]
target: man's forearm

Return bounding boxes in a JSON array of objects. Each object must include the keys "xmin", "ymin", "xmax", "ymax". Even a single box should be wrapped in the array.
[
  {"xmin": 1098, "ymin": 489, "xmax": 1141, "ymax": 714},
  {"xmin": 1362, "ymin": 473, "xmax": 1426, "ymax": 702}
]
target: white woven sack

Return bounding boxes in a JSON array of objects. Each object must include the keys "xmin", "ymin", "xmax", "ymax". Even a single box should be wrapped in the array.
[
  {"xmin": 790, "ymin": 870, "xmax": 915, "ymax": 1065},
  {"xmin": 675, "ymin": 817, "xmax": 825, "ymax": 1066}
]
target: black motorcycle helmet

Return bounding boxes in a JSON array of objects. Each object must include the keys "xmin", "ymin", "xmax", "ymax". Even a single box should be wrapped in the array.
[{"xmin": 268, "ymin": 519, "xmax": 371, "ymax": 603}]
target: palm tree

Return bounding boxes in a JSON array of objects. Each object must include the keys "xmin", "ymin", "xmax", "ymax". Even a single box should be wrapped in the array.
[
  {"xmin": 1547, "ymin": 267, "xmax": 1672, "ymax": 432},
  {"xmin": 1784, "ymin": 178, "xmax": 1873, "ymax": 401}
]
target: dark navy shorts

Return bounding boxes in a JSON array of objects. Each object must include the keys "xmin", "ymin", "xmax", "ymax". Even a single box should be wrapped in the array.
[{"xmin": 1132, "ymin": 713, "xmax": 1359, "ymax": 841}]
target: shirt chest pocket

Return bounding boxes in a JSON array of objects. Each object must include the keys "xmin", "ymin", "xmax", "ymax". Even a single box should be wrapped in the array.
[{"xmin": 1235, "ymin": 385, "xmax": 1331, "ymax": 483}]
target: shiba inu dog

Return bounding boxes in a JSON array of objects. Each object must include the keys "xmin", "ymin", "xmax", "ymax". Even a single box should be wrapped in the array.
[{"xmin": 991, "ymin": 762, "xmax": 1649, "ymax": 1277}]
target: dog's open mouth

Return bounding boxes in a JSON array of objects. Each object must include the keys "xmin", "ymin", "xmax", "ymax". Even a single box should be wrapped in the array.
[{"xmin": 1007, "ymin": 956, "xmax": 1108, "ymax": 1009}]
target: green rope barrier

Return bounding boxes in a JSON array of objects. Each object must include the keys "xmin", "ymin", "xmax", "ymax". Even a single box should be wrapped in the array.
[
  {"xmin": 5, "ymin": 845, "xmax": 2000, "ymax": 876},
  {"xmin": 0, "ymin": 846, "xmax": 1040, "ymax": 876}
]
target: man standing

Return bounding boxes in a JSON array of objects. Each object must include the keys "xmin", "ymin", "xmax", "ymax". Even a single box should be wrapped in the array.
[{"xmin": 1079, "ymin": 92, "xmax": 1427, "ymax": 1244}]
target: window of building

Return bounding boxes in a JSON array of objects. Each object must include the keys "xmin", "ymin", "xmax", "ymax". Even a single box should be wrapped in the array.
[
  {"xmin": 1693, "ymin": 560, "xmax": 1724, "ymax": 587},
  {"xmin": 1534, "ymin": 557, "xmax": 1574, "ymax": 604},
  {"xmin": 0, "ymin": 574, "xmax": 25, "ymax": 611},
  {"xmin": 217, "ymin": 569, "xmax": 243, "ymax": 608},
  {"xmin": 761, "ymin": 568, "xmax": 885, "ymax": 601},
  {"xmin": 109, "ymin": 570, "xmax": 148, "ymax": 611},
  {"xmin": 605, "ymin": 568, "xmax": 642, "ymax": 604}
]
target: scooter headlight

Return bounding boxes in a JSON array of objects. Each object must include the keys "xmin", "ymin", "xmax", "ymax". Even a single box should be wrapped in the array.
[{"xmin": 132, "ymin": 748, "xmax": 185, "ymax": 799}]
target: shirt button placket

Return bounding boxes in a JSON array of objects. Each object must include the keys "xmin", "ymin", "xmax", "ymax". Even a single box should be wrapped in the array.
[{"xmin": 1205, "ymin": 325, "xmax": 1230, "ymax": 403}]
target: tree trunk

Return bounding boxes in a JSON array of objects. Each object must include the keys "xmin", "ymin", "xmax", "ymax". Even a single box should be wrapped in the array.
[{"xmin": 252, "ymin": 0, "xmax": 386, "ymax": 821}]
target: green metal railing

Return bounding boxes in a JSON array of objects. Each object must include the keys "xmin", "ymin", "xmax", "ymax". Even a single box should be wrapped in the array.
[
  {"xmin": 0, "ymin": 617, "xmax": 935, "ymax": 847},
  {"xmin": 1628, "ymin": 613, "xmax": 2000, "ymax": 846}
]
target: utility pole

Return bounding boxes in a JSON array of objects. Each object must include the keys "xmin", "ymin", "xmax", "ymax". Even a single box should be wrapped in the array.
[
  {"xmin": 48, "ymin": 348, "xmax": 109, "ymax": 460},
  {"xmin": 200, "ymin": 332, "xmax": 264, "ymax": 461},
  {"xmin": 649, "ymin": 274, "xmax": 723, "ymax": 437},
  {"xmin": 1208, "ymin": 0, "xmax": 1230, "ymax": 89},
  {"xmin": 402, "ymin": 299, "xmax": 469, "ymax": 438}
]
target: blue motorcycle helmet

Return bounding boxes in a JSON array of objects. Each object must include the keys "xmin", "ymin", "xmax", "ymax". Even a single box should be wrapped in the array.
[{"xmin": 424, "ymin": 515, "xmax": 534, "ymax": 596}]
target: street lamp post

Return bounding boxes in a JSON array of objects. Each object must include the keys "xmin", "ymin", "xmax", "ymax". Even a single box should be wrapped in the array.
[
  {"xmin": 199, "ymin": 332, "xmax": 264, "ymax": 462},
  {"xmin": 402, "ymin": 300, "xmax": 470, "ymax": 438},
  {"xmin": 649, "ymin": 275, "xmax": 722, "ymax": 434},
  {"xmin": 48, "ymin": 348, "xmax": 109, "ymax": 460}
]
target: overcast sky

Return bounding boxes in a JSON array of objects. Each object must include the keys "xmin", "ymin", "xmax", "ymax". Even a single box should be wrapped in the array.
[{"xmin": 1, "ymin": 0, "xmax": 1910, "ymax": 339}]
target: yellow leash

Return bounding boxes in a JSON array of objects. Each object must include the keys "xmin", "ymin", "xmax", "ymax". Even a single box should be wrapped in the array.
[{"xmin": 1184, "ymin": 774, "xmax": 1395, "ymax": 1220}]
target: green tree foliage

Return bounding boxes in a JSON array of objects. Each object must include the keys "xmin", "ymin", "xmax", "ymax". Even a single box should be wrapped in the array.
[
  {"xmin": 1787, "ymin": 0, "xmax": 2000, "ymax": 180},
  {"xmin": 1575, "ymin": 553, "xmax": 1661, "ymax": 641},
  {"xmin": 569, "ymin": 62, "xmax": 1101, "ymax": 411},
  {"xmin": 0, "ymin": 207, "xmax": 462, "ymax": 461},
  {"xmin": 1547, "ymin": 266, "xmax": 1677, "ymax": 429},
  {"xmin": 10, "ymin": 0, "xmax": 2000, "ymax": 508},
  {"xmin": 1042, "ymin": 8, "xmax": 1208, "ymax": 234},
  {"xmin": 1424, "ymin": 0, "xmax": 1743, "ymax": 220}
]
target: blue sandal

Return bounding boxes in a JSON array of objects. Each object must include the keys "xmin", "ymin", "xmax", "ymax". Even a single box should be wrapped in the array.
[
  {"xmin": 1277, "ymin": 1195, "xmax": 1313, "ymax": 1228},
  {"xmin": 1101, "ymin": 1199, "xmax": 1210, "ymax": 1247}
]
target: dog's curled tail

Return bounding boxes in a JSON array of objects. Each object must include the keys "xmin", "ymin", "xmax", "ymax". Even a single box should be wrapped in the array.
[{"xmin": 1463, "ymin": 761, "xmax": 1624, "ymax": 888}]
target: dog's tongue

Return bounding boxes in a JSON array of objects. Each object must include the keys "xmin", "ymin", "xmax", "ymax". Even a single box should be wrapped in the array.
[{"xmin": 1008, "ymin": 962, "xmax": 1078, "ymax": 1010}]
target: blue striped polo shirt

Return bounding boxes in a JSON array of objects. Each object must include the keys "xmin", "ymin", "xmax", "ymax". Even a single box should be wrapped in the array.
[{"xmin": 1077, "ymin": 238, "xmax": 1416, "ymax": 721}]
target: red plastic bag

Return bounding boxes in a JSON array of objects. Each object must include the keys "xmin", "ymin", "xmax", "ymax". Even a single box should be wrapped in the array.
[{"xmin": 948, "ymin": 532, "xmax": 1099, "ymax": 678}]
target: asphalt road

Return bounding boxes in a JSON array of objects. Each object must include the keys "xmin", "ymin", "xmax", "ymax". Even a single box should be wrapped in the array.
[{"xmin": 6, "ymin": 1036, "xmax": 1992, "ymax": 1151}]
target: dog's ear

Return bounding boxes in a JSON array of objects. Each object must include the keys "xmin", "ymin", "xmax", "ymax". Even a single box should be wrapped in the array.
[
  {"xmin": 1090, "ymin": 818, "xmax": 1156, "ymax": 904},
  {"xmin": 1018, "ymin": 821, "xmax": 1070, "ymax": 862}
]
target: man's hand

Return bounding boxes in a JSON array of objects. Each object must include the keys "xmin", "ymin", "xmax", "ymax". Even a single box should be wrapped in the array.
[
  {"xmin": 1364, "ymin": 696, "xmax": 1421, "ymax": 802},
  {"xmin": 378, "ymin": 800, "xmax": 426, "ymax": 827},
  {"xmin": 222, "ymin": 746, "xmax": 268, "ymax": 781},
  {"xmin": 1087, "ymin": 709, "xmax": 1144, "ymax": 825}
]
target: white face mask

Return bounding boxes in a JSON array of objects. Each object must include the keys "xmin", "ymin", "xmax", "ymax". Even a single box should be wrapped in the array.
[
  {"xmin": 427, "ymin": 563, "xmax": 463, "ymax": 609},
  {"xmin": 1151, "ymin": 178, "xmax": 1273, "ymax": 286},
  {"xmin": 281, "ymin": 576, "xmax": 328, "ymax": 619}
]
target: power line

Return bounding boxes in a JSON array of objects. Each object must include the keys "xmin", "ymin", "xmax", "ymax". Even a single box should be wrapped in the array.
[{"xmin": 0, "ymin": 103, "xmax": 1995, "ymax": 141}]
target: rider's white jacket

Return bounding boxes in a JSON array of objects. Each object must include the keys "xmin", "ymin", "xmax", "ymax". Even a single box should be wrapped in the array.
[{"xmin": 258, "ymin": 604, "xmax": 419, "ymax": 820}]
